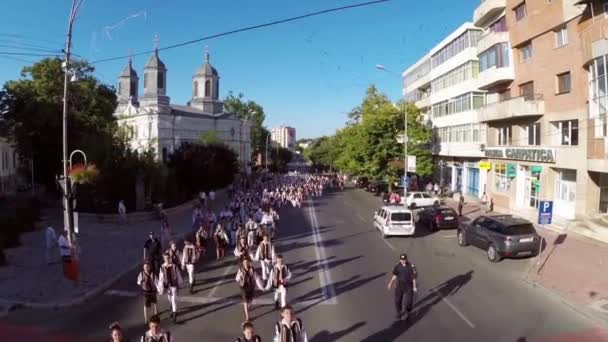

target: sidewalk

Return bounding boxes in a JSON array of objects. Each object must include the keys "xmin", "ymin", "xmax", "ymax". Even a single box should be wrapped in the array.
[
  {"xmin": 444, "ymin": 196, "xmax": 608, "ymax": 324},
  {"xmin": 0, "ymin": 191, "xmax": 228, "ymax": 309}
]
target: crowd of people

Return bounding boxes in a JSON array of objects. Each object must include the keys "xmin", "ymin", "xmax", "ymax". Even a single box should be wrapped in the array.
[{"xmin": 109, "ymin": 173, "xmax": 339, "ymax": 342}]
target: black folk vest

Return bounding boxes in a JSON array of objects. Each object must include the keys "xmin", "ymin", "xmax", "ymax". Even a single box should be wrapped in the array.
[
  {"xmin": 140, "ymin": 271, "xmax": 155, "ymax": 293},
  {"xmin": 276, "ymin": 319, "xmax": 303, "ymax": 342},
  {"xmin": 272, "ymin": 265, "xmax": 289, "ymax": 288},
  {"xmin": 239, "ymin": 266, "xmax": 255, "ymax": 290},
  {"xmin": 162, "ymin": 264, "xmax": 178, "ymax": 287}
]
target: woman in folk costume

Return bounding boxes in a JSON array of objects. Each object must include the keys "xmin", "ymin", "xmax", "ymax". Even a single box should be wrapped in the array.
[
  {"xmin": 234, "ymin": 235, "xmax": 252, "ymax": 261},
  {"xmin": 136, "ymin": 261, "xmax": 158, "ymax": 324},
  {"xmin": 264, "ymin": 254, "xmax": 292, "ymax": 310},
  {"xmin": 109, "ymin": 322, "xmax": 129, "ymax": 342},
  {"xmin": 157, "ymin": 252, "xmax": 183, "ymax": 323},
  {"xmin": 273, "ymin": 305, "xmax": 308, "ymax": 342},
  {"xmin": 254, "ymin": 233, "xmax": 276, "ymax": 281},
  {"xmin": 181, "ymin": 240, "xmax": 198, "ymax": 294},
  {"xmin": 166, "ymin": 241, "xmax": 181, "ymax": 267},
  {"xmin": 195, "ymin": 222, "xmax": 208, "ymax": 259},
  {"xmin": 213, "ymin": 223, "xmax": 229, "ymax": 260},
  {"xmin": 235, "ymin": 256, "xmax": 265, "ymax": 322},
  {"xmin": 235, "ymin": 321, "xmax": 262, "ymax": 342}
]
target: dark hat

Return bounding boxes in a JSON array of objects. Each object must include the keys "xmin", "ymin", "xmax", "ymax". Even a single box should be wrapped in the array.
[{"xmin": 400, "ymin": 253, "xmax": 408, "ymax": 260}]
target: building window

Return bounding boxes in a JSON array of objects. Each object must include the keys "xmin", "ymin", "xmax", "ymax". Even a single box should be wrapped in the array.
[
  {"xmin": 519, "ymin": 81, "xmax": 534, "ymax": 100},
  {"xmin": 117, "ymin": 83, "xmax": 122, "ymax": 95},
  {"xmin": 205, "ymin": 80, "xmax": 211, "ymax": 97},
  {"xmin": 589, "ymin": 55, "xmax": 608, "ymax": 137},
  {"xmin": 497, "ymin": 126, "xmax": 512, "ymax": 146},
  {"xmin": 431, "ymin": 30, "xmax": 482, "ymax": 68},
  {"xmin": 552, "ymin": 120, "xmax": 578, "ymax": 146},
  {"xmin": 556, "ymin": 169, "xmax": 576, "ymax": 203},
  {"xmin": 554, "ymin": 27, "xmax": 568, "ymax": 48},
  {"xmin": 488, "ymin": 16, "xmax": 507, "ymax": 33},
  {"xmin": 431, "ymin": 92, "xmax": 485, "ymax": 118},
  {"xmin": 494, "ymin": 163, "xmax": 510, "ymax": 192},
  {"xmin": 479, "ymin": 43, "xmax": 510, "ymax": 72},
  {"xmin": 157, "ymin": 71, "xmax": 164, "ymax": 89},
  {"xmin": 514, "ymin": 2, "xmax": 527, "ymax": 21},
  {"xmin": 524, "ymin": 122, "xmax": 541, "ymax": 146},
  {"xmin": 519, "ymin": 41, "xmax": 532, "ymax": 63},
  {"xmin": 431, "ymin": 61, "xmax": 479, "ymax": 92},
  {"xmin": 556, "ymin": 72, "xmax": 571, "ymax": 94}
]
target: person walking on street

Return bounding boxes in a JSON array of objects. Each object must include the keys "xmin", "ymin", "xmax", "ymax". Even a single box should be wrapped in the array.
[
  {"xmin": 144, "ymin": 232, "xmax": 162, "ymax": 275},
  {"xmin": 141, "ymin": 314, "xmax": 172, "ymax": 342},
  {"xmin": 158, "ymin": 252, "xmax": 183, "ymax": 323},
  {"xmin": 458, "ymin": 193, "xmax": 464, "ymax": 217},
  {"xmin": 195, "ymin": 223, "xmax": 208, "ymax": 259},
  {"xmin": 481, "ymin": 192, "xmax": 488, "ymax": 213},
  {"xmin": 236, "ymin": 321, "xmax": 262, "ymax": 342},
  {"xmin": 45, "ymin": 224, "xmax": 58, "ymax": 265},
  {"xmin": 166, "ymin": 241, "xmax": 181, "ymax": 267},
  {"xmin": 236, "ymin": 256, "xmax": 265, "ymax": 322},
  {"xmin": 118, "ymin": 200, "xmax": 127, "ymax": 225},
  {"xmin": 265, "ymin": 254, "xmax": 292, "ymax": 310},
  {"xmin": 433, "ymin": 183, "xmax": 440, "ymax": 196},
  {"xmin": 109, "ymin": 322, "xmax": 128, "ymax": 342},
  {"xmin": 199, "ymin": 191, "xmax": 207, "ymax": 207},
  {"xmin": 489, "ymin": 198, "xmax": 494, "ymax": 212},
  {"xmin": 387, "ymin": 253, "xmax": 418, "ymax": 321},
  {"xmin": 181, "ymin": 240, "xmax": 198, "ymax": 294},
  {"xmin": 234, "ymin": 235, "xmax": 252, "ymax": 261},
  {"xmin": 214, "ymin": 223, "xmax": 229, "ymax": 260},
  {"xmin": 273, "ymin": 305, "xmax": 308, "ymax": 342},
  {"xmin": 137, "ymin": 261, "xmax": 158, "ymax": 324},
  {"xmin": 160, "ymin": 217, "xmax": 171, "ymax": 250},
  {"xmin": 255, "ymin": 234, "xmax": 276, "ymax": 281}
]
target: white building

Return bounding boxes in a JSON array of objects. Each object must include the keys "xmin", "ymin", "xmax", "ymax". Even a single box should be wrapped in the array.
[
  {"xmin": 113, "ymin": 46, "xmax": 252, "ymax": 172},
  {"xmin": 0, "ymin": 138, "xmax": 19, "ymax": 194},
  {"xmin": 403, "ymin": 23, "xmax": 487, "ymax": 198},
  {"xmin": 270, "ymin": 126, "xmax": 296, "ymax": 151}
]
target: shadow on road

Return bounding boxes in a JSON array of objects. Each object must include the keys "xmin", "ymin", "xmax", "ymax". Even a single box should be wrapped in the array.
[
  {"xmin": 309, "ymin": 321, "xmax": 366, "ymax": 342},
  {"xmin": 290, "ymin": 255, "xmax": 364, "ymax": 278},
  {"xmin": 360, "ymin": 270, "xmax": 474, "ymax": 342}
]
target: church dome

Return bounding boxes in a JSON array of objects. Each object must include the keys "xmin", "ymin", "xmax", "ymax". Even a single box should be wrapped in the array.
[
  {"xmin": 145, "ymin": 51, "xmax": 166, "ymax": 70},
  {"xmin": 120, "ymin": 60, "xmax": 138, "ymax": 78},
  {"xmin": 195, "ymin": 51, "xmax": 218, "ymax": 77}
]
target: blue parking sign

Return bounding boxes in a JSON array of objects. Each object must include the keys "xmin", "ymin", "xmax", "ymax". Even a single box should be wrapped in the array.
[
  {"xmin": 401, "ymin": 175, "xmax": 409, "ymax": 188},
  {"xmin": 538, "ymin": 201, "xmax": 553, "ymax": 225}
]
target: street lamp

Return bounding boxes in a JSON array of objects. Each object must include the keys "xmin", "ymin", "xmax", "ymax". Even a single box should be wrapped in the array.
[{"xmin": 376, "ymin": 64, "xmax": 408, "ymax": 201}]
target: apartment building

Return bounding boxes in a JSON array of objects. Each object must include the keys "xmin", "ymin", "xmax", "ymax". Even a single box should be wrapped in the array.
[
  {"xmin": 403, "ymin": 23, "xmax": 487, "ymax": 198},
  {"xmin": 271, "ymin": 126, "xmax": 296, "ymax": 151}
]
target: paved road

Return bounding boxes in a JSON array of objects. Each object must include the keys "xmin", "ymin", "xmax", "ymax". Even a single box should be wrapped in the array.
[{"xmin": 2, "ymin": 187, "xmax": 608, "ymax": 341}]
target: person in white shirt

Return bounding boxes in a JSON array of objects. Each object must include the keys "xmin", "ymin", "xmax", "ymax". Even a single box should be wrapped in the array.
[
  {"xmin": 57, "ymin": 232, "xmax": 71, "ymax": 262},
  {"xmin": 118, "ymin": 200, "xmax": 127, "ymax": 224},
  {"xmin": 245, "ymin": 217, "xmax": 258, "ymax": 247},
  {"xmin": 45, "ymin": 225, "xmax": 58, "ymax": 264},
  {"xmin": 158, "ymin": 252, "xmax": 183, "ymax": 323},
  {"xmin": 265, "ymin": 254, "xmax": 292, "ymax": 310},
  {"xmin": 254, "ymin": 234, "xmax": 276, "ymax": 281},
  {"xmin": 181, "ymin": 240, "xmax": 198, "ymax": 294},
  {"xmin": 273, "ymin": 305, "xmax": 308, "ymax": 342}
]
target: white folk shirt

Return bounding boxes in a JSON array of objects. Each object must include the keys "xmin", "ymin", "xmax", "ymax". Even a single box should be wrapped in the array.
[{"xmin": 260, "ymin": 213, "xmax": 274, "ymax": 226}]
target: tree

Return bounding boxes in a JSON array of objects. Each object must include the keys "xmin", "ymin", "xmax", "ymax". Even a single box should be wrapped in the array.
[
  {"xmin": 269, "ymin": 146, "xmax": 293, "ymax": 173},
  {"xmin": 224, "ymin": 92, "xmax": 266, "ymax": 159},
  {"xmin": 402, "ymin": 101, "xmax": 433, "ymax": 177},
  {"xmin": 0, "ymin": 58, "xmax": 116, "ymax": 187},
  {"xmin": 168, "ymin": 142, "xmax": 238, "ymax": 195},
  {"xmin": 199, "ymin": 130, "xmax": 221, "ymax": 145}
]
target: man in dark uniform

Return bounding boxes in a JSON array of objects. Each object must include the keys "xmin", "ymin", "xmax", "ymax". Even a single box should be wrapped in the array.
[
  {"xmin": 144, "ymin": 232, "xmax": 162, "ymax": 275},
  {"xmin": 387, "ymin": 253, "xmax": 418, "ymax": 320}
]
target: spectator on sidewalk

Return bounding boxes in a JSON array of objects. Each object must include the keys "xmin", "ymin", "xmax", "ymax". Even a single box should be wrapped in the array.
[
  {"xmin": 209, "ymin": 189, "xmax": 216, "ymax": 203},
  {"xmin": 118, "ymin": 200, "xmax": 127, "ymax": 225},
  {"xmin": 481, "ymin": 192, "xmax": 488, "ymax": 213},
  {"xmin": 45, "ymin": 224, "xmax": 58, "ymax": 264},
  {"xmin": 160, "ymin": 217, "xmax": 171, "ymax": 250},
  {"xmin": 458, "ymin": 193, "xmax": 464, "ymax": 217},
  {"xmin": 199, "ymin": 191, "xmax": 207, "ymax": 207}
]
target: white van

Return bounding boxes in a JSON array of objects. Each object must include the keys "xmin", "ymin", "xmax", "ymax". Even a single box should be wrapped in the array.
[{"xmin": 373, "ymin": 205, "xmax": 415, "ymax": 238}]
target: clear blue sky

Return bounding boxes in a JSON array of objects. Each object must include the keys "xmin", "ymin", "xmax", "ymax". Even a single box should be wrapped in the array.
[{"xmin": 0, "ymin": 0, "xmax": 478, "ymax": 139}]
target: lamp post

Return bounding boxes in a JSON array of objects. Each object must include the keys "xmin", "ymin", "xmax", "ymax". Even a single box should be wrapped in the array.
[{"xmin": 376, "ymin": 64, "xmax": 408, "ymax": 201}]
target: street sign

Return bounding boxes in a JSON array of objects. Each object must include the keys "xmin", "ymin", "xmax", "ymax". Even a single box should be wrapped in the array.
[
  {"xmin": 401, "ymin": 175, "xmax": 409, "ymax": 189},
  {"xmin": 407, "ymin": 156, "xmax": 416, "ymax": 173},
  {"xmin": 479, "ymin": 161, "xmax": 492, "ymax": 170},
  {"xmin": 538, "ymin": 201, "xmax": 553, "ymax": 225}
]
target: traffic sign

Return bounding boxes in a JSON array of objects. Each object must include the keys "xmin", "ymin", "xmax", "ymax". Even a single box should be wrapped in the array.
[
  {"xmin": 401, "ymin": 175, "xmax": 409, "ymax": 189},
  {"xmin": 538, "ymin": 201, "xmax": 553, "ymax": 225}
]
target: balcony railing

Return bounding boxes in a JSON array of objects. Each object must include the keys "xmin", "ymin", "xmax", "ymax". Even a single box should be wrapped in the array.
[
  {"xmin": 474, "ymin": 0, "xmax": 506, "ymax": 27},
  {"xmin": 478, "ymin": 94, "xmax": 544, "ymax": 123}
]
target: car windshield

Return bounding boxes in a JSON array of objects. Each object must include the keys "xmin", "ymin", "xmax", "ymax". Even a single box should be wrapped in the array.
[
  {"xmin": 391, "ymin": 213, "xmax": 412, "ymax": 222},
  {"xmin": 502, "ymin": 224, "xmax": 536, "ymax": 235}
]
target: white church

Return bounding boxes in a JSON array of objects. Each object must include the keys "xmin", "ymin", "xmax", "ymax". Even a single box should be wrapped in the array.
[{"xmin": 113, "ymin": 45, "xmax": 252, "ymax": 173}]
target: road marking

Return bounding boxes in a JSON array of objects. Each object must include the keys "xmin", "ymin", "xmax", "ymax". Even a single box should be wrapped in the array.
[
  {"xmin": 356, "ymin": 213, "xmax": 366, "ymax": 222},
  {"xmin": 104, "ymin": 289, "xmax": 139, "ymax": 298},
  {"xmin": 441, "ymin": 234, "xmax": 457, "ymax": 238},
  {"xmin": 308, "ymin": 198, "xmax": 338, "ymax": 304},
  {"xmin": 381, "ymin": 238, "xmax": 397, "ymax": 251},
  {"xmin": 432, "ymin": 288, "xmax": 476, "ymax": 329}
]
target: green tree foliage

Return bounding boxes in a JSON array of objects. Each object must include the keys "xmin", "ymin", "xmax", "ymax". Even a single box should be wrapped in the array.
[
  {"xmin": 224, "ymin": 92, "xmax": 266, "ymax": 158},
  {"xmin": 199, "ymin": 130, "xmax": 221, "ymax": 145},
  {"xmin": 0, "ymin": 58, "xmax": 116, "ymax": 187},
  {"xmin": 168, "ymin": 142, "xmax": 238, "ymax": 195},
  {"xmin": 270, "ymin": 146, "xmax": 293, "ymax": 173}
]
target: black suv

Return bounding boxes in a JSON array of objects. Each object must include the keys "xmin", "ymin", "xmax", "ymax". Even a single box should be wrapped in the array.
[
  {"xmin": 418, "ymin": 206, "xmax": 458, "ymax": 231},
  {"xmin": 356, "ymin": 177, "xmax": 369, "ymax": 189},
  {"xmin": 457, "ymin": 215, "xmax": 540, "ymax": 262}
]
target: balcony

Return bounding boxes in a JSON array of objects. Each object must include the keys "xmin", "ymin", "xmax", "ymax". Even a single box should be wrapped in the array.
[
  {"xmin": 478, "ymin": 94, "xmax": 544, "ymax": 123},
  {"xmin": 415, "ymin": 96, "xmax": 431, "ymax": 109},
  {"xmin": 473, "ymin": 0, "xmax": 506, "ymax": 27},
  {"xmin": 477, "ymin": 31, "xmax": 509, "ymax": 55},
  {"xmin": 581, "ymin": 16, "xmax": 608, "ymax": 65},
  {"xmin": 478, "ymin": 65, "xmax": 514, "ymax": 90}
]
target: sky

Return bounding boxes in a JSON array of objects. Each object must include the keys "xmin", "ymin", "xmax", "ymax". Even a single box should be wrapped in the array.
[{"xmin": 0, "ymin": 0, "xmax": 479, "ymax": 139}]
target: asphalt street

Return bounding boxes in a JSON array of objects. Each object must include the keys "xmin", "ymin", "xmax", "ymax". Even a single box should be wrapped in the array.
[{"xmin": 2, "ymin": 186, "xmax": 607, "ymax": 341}]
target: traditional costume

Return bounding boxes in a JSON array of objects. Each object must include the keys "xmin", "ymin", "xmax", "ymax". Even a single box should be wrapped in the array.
[
  {"xmin": 265, "ymin": 262, "xmax": 292, "ymax": 309},
  {"xmin": 181, "ymin": 243, "xmax": 198, "ymax": 293},
  {"xmin": 254, "ymin": 240, "xmax": 275, "ymax": 281},
  {"xmin": 274, "ymin": 319, "xmax": 308, "ymax": 342},
  {"xmin": 157, "ymin": 258, "xmax": 183, "ymax": 322}
]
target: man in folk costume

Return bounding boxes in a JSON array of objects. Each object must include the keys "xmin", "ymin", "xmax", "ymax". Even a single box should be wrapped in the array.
[
  {"xmin": 236, "ymin": 321, "xmax": 262, "ymax": 342},
  {"xmin": 235, "ymin": 256, "xmax": 265, "ymax": 322},
  {"xmin": 195, "ymin": 223, "xmax": 208, "ymax": 260},
  {"xmin": 137, "ymin": 260, "xmax": 158, "ymax": 324},
  {"xmin": 234, "ymin": 235, "xmax": 252, "ymax": 261},
  {"xmin": 158, "ymin": 252, "xmax": 183, "ymax": 323},
  {"xmin": 254, "ymin": 234, "xmax": 276, "ymax": 281},
  {"xmin": 214, "ymin": 223, "xmax": 229, "ymax": 260},
  {"xmin": 273, "ymin": 305, "xmax": 308, "ymax": 342},
  {"xmin": 141, "ymin": 314, "xmax": 172, "ymax": 342},
  {"xmin": 265, "ymin": 254, "xmax": 292, "ymax": 310},
  {"xmin": 166, "ymin": 241, "xmax": 181, "ymax": 267},
  {"xmin": 245, "ymin": 217, "xmax": 257, "ymax": 247},
  {"xmin": 181, "ymin": 240, "xmax": 198, "ymax": 294}
]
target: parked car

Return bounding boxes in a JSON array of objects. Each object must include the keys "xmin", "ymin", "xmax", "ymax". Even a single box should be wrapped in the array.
[
  {"xmin": 356, "ymin": 177, "xmax": 369, "ymax": 189},
  {"xmin": 373, "ymin": 204, "xmax": 415, "ymax": 238},
  {"xmin": 369, "ymin": 181, "xmax": 388, "ymax": 196},
  {"xmin": 404, "ymin": 191, "xmax": 439, "ymax": 209},
  {"xmin": 457, "ymin": 215, "xmax": 541, "ymax": 262},
  {"xmin": 417, "ymin": 206, "xmax": 458, "ymax": 231}
]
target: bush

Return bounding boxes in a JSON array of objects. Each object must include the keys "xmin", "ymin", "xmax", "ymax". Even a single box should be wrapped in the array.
[{"xmin": 0, "ymin": 196, "xmax": 42, "ymax": 249}]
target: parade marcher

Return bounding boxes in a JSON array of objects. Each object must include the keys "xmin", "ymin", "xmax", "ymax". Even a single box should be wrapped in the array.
[
  {"xmin": 181, "ymin": 240, "xmax": 198, "ymax": 293},
  {"xmin": 118, "ymin": 200, "xmax": 127, "ymax": 224},
  {"xmin": 195, "ymin": 223, "xmax": 209, "ymax": 259},
  {"xmin": 260, "ymin": 210, "xmax": 275, "ymax": 238},
  {"xmin": 167, "ymin": 241, "xmax": 181, "ymax": 267},
  {"xmin": 245, "ymin": 217, "xmax": 257, "ymax": 247},
  {"xmin": 236, "ymin": 321, "xmax": 262, "ymax": 342},
  {"xmin": 255, "ymin": 234, "xmax": 276, "ymax": 281},
  {"xmin": 158, "ymin": 252, "xmax": 183, "ymax": 323},
  {"xmin": 144, "ymin": 232, "xmax": 162, "ymax": 274},
  {"xmin": 387, "ymin": 253, "xmax": 418, "ymax": 321},
  {"xmin": 265, "ymin": 254, "xmax": 292, "ymax": 310},
  {"xmin": 199, "ymin": 191, "xmax": 207, "ymax": 207},
  {"xmin": 235, "ymin": 256, "xmax": 265, "ymax": 322},
  {"xmin": 45, "ymin": 224, "xmax": 58, "ymax": 265},
  {"xmin": 214, "ymin": 223, "xmax": 229, "ymax": 260},
  {"xmin": 273, "ymin": 305, "xmax": 308, "ymax": 342},
  {"xmin": 137, "ymin": 261, "xmax": 158, "ymax": 324},
  {"xmin": 160, "ymin": 217, "xmax": 171, "ymax": 250},
  {"xmin": 141, "ymin": 314, "xmax": 172, "ymax": 342},
  {"xmin": 109, "ymin": 322, "xmax": 128, "ymax": 342},
  {"xmin": 234, "ymin": 235, "xmax": 252, "ymax": 261}
]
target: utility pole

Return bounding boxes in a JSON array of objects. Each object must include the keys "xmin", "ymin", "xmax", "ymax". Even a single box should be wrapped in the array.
[{"xmin": 402, "ymin": 101, "xmax": 408, "ymax": 204}]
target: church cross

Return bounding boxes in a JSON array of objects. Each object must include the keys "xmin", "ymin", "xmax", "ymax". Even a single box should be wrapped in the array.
[{"xmin": 153, "ymin": 34, "xmax": 160, "ymax": 51}]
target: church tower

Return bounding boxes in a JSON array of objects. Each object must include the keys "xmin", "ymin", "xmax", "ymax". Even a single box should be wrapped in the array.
[
  {"xmin": 190, "ymin": 48, "xmax": 223, "ymax": 114},
  {"xmin": 115, "ymin": 55, "xmax": 138, "ymax": 113},
  {"xmin": 140, "ymin": 35, "xmax": 171, "ymax": 114}
]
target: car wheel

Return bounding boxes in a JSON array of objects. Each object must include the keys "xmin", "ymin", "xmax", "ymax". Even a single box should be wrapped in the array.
[
  {"xmin": 487, "ymin": 244, "xmax": 501, "ymax": 263},
  {"xmin": 457, "ymin": 230, "xmax": 468, "ymax": 246}
]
